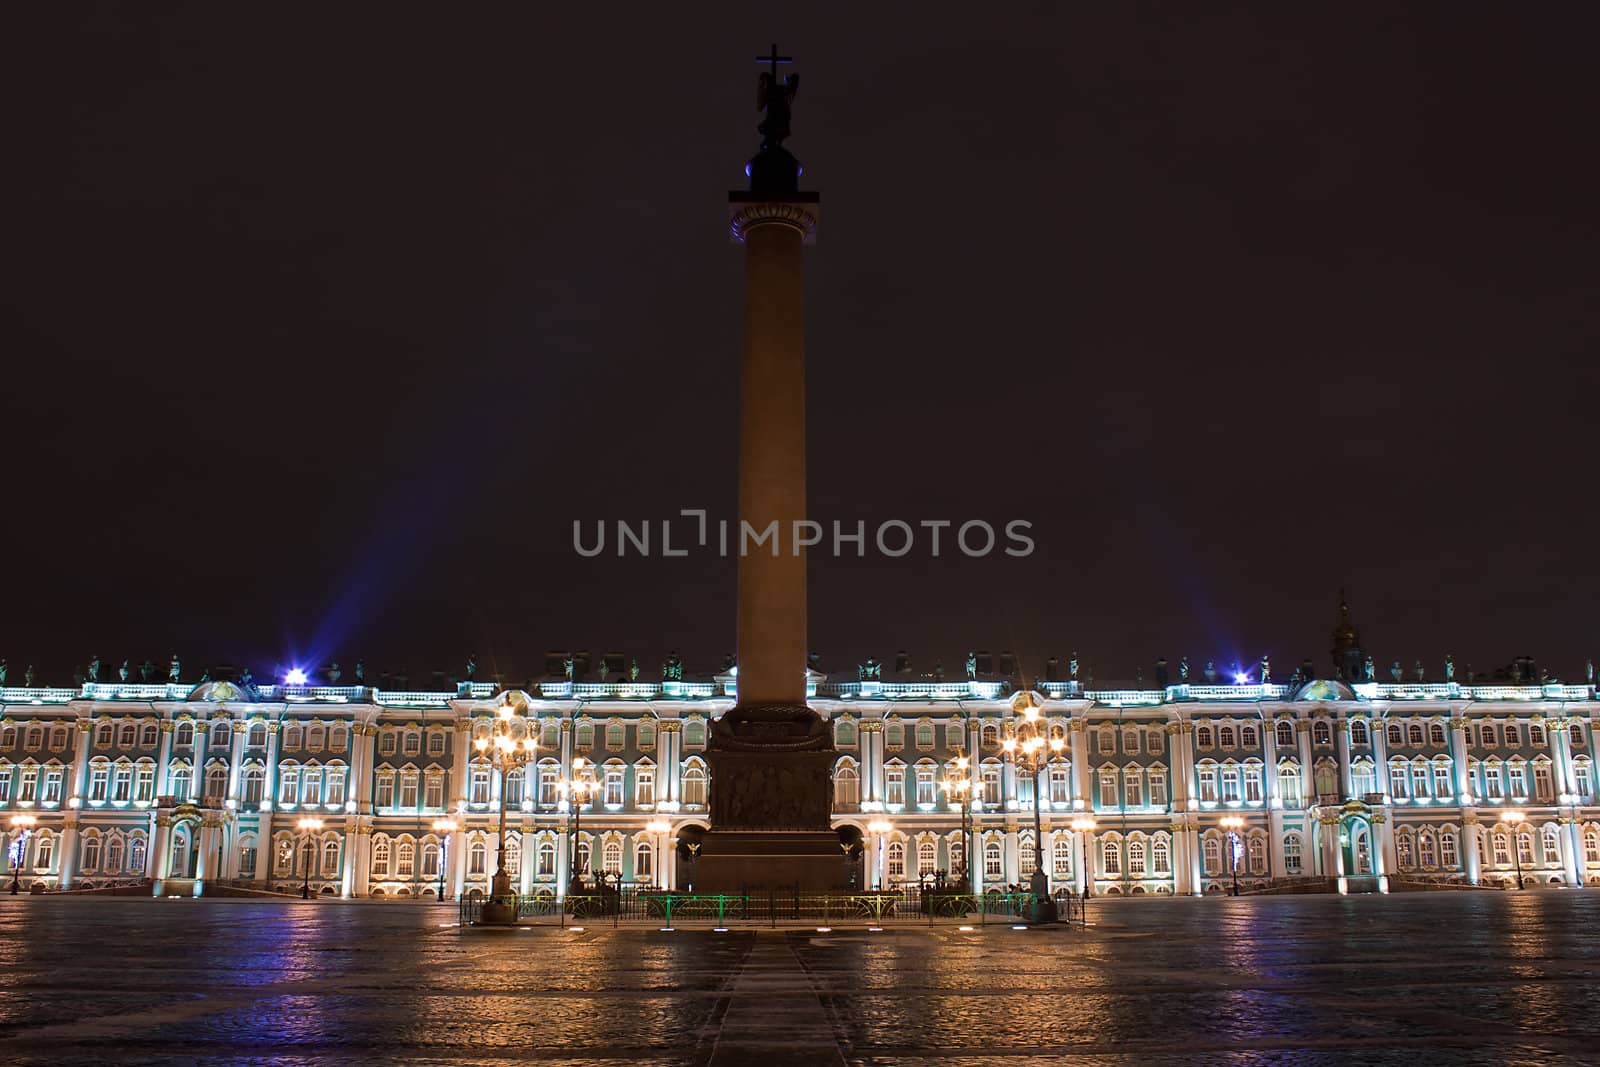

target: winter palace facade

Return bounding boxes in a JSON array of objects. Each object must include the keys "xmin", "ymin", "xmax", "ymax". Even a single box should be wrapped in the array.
[{"xmin": 5, "ymin": 666, "xmax": 1600, "ymax": 901}]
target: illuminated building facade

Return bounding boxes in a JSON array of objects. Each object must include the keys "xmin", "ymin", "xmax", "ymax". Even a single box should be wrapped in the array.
[{"xmin": 4, "ymin": 665, "xmax": 1599, "ymax": 899}]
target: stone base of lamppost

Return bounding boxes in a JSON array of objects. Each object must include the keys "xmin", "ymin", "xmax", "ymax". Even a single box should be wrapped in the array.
[{"xmin": 479, "ymin": 871, "xmax": 519, "ymax": 925}]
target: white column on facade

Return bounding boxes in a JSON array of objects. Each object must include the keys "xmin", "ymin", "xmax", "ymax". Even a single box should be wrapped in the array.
[
  {"xmin": 1558, "ymin": 816, "xmax": 1581, "ymax": 886},
  {"xmin": 1463, "ymin": 816, "xmax": 1483, "ymax": 884},
  {"xmin": 349, "ymin": 824, "xmax": 371, "ymax": 897},
  {"xmin": 663, "ymin": 829, "xmax": 678, "ymax": 890},
  {"xmin": 451, "ymin": 721, "xmax": 472, "ymax": 810},
  {"xmin": 451, "ymin": 824, "xmax": 469, "ymax": 899},
  {"xmin": 1176, "ymin": 721, "xmax": 1199, "ymax": 810},
  {"xmin": 156, "ymin": 720, "xmax": 175, "ymax": 795},
  {"xmin": 57, "ymin": 815, "xmax": 80, "ymax": 889},
  {"xmin": 194, "ymin": 817, "xmax": 219, "ymax": 890},
  {"xmin": 226, "ymin": 720, "xmax": 247, "ymax": 803},
  {"xmin": 1371, "ymin": 713, "xmax": 1390, "ymax": 801},
  {"xmin": 150, "ymin": 814, "xmax": 174, "ymax": 892},
  {"xmin": 554, "ymin": 827, "xmax": 570, "ymax": 900},
  {"xmin": 1297, "ymin": 720, "xmax": 1315, "ymax": 803},
  {"xmin": 1003, "ymin": 828, "xmax": 1019, "ymax": 885},
  {"xmin": 1070, "ymin": 718, "xmax": 1091, "ymax": 808},
  {"xmin": 262, "ymin": 722, "xmax": 282, "ymax": 808},
  {"xmin": 68, "ymin": 719, "xmax": 94, "ymax": 805},
  {"xmin": 1262, "ymin": 714, "xmax": 1280, "ymax": 804},
  {"xmin": 864, "ymin": 832, "xmax": 880, "ymax": 889},
  {"xmin": 519, "ymin": 818, "xmax": 535, "ymax": 895},
  {"xmin": 864, "ymin": 721, "xmax": 884, "ymax": 806},
  {"xmin": 1450, "ymin": 716, "xmax": 1472, "ymax": 800},
  {"xmin": 1318, "ymin": 815, "xmax": 1342, "ymax": 879},
  {"xmin": 1374, "ymin": 813, "xmax": 1394, "ymax": 880},
  {"xmin": 656, "ymin": 721, "xmax": 676, "ymax": 807},
  {"xmin": 1547, "ymin": 718, "xmax": 1574, "ymax": 797},
  {"xmin": 1074, "ymin": 828, "xmax": 1090, "ymax": 896},
  {"xmin": 1336, "ymin": 718, "xmax": 1353, "ymax": 799},
  {"xmin": 192, "ymin": 721, "xmax": 209, "ymax": 796},
  {"xmin": 1184, "ymin": 819, "xmax": 1202, "ymax": 894}
]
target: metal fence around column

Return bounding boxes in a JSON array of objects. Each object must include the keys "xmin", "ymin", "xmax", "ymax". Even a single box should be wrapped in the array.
[{"xmin": 459, "ymin": 885, "xmax": 1084, "ymax": 927}]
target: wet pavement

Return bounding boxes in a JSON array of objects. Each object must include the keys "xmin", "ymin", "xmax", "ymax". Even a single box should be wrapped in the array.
[{"xmin": 2, "ymin": 892, "xmax": 1599, "ymax": 1065}]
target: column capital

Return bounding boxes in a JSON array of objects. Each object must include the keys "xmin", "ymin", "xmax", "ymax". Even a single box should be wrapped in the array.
[
  {"xmin": 728, "ymin": 197, "xmax": 819, "ymax": 244},
  {"xmin": 160, "ymin": 721, "xmax": 176, "ymax": 733},
  {"xmin": 76, "ymin": 720, "xmax": 95, "ymax": 733},
  {"xmin": 658, "ymin": 720, "xmax": 683, "ymax": 733}
]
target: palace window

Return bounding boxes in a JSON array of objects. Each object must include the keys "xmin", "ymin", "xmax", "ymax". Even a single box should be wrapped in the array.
[
  {"xmin": 81, "ymin": 835, "xmax": 102, "ymax": 872},
  {"xmin": 946, "ymin": 723, "xmax": 964, "ymax": 749},
  {"xmin": 1484, "ymin": 762, "xmax": 1504, "ymax": 799},
  {"xmin": 1123, "ymin": 767, "xmax": 1143, "ymax": 807},
  {"xmin": 247, "ymin": 722, "xmax": 267, "ymax": 747},
  {"xmin": 427, "ymin": 731, "xmax": 446, "ymax": 757},
  {"xmin": 1284, "ymin": 833, "xmax": 1303, "ymax": 875},
  {"xmin": 1103, "ymin": 840, "xmax": 1121, "ymax": 875},
  {"xmin": 1534, "ymin": 764, "xmax": 1553, "ymax": 802},
  {"xmin": 981, "ymin": 723, "xmax": 999, "ymax": 748},
  {"xmin": 915, "ymin": 721, "xmax": 935, "ymax": 750},
  {"xmin": 1508, "ymin": 763, "xmax": 1528, "ymax": 798},
  {"xmin": 1349, "ymin": 720, "xmax": 1369, "ymax": 746},
  {"xmin": 636, "ymin": 840, "xmax": 654, "ymax": 880},
  {"xmin": 1517, "ymin": 832, "xmax": 1535, "ymax": 866},
  {"xmin": 1147, "ymin": 727, "xmax": 1165, "ymax": 753},
  {"xmin": 834, "ymin": 764, "xmax": 858, "ymax": 807},
  {"xmin": 1248, "ymin": 836, "xmax": 1266, "ymax": 874},
  {"xmin": 683, "ymin": 721, "xmax": 706, "ymax": 749},
  {"xmin": 421, "ymin": 843, "xmax": 440, "ymax": 878},
  {"xmin": 1492, "ymin": 832, "xmax": 1511, "ymax": 866},
  {"xmin": 175, "ymin": 721, "xmax": 194, "ymax": 747},
  {"xmin": 402, "ymin": 731, "xmax": 421, "ymax": 757},
  {"xmin": 1241, "ymin": 724, "xmax": 1259, "ymax": 748},
  {"xmin": 279, "ymin": 767, "xmax": 300, "ymax": 807},
  {"xmin": 605, "ymin": 723, "xmax": 625, "ymax": 752},
  {"xmin": 329, "ymin": 725, "xmax": 348, "ymax": 752},
  {"xmin": 243, "ymin": 767, "xmax": 264, "ymax": 805},
  {"xmin": 682, "ymin": 766, "xmax": 707, "ymax": 807},
  {"xmin": 469, "ymin": 766, "xmax": 490, "ymax": 806},
  {"xmin": 1430, "ymin": 722, "xmax": 1448, "ymax": 746},
  {"xmin": 1411, "ymin": 763, "xmax": 1430, "ymax": 800},
  {"xmin": 980, "ymin": 763, "xmax": 1001, "ymax": 805},
  {"xmin": 424, "ymin": 772, "xmax": 443, "ymax": 810},
  {"xmin": 1019, "ymin": 835, "xmax": 1035, "ymax": 874},
  {"xmin": 205, "ymin": 765, "xmax": 227, "ymax": 800},
  {"xmin": 1541, "ymin": 826, "xmax": 1560, "ymax": 865},
  {"xmin": 604, "ymin": 765, "xmax": 624, "ymax": 807},
  {"xmin": 538, "ymin": 764, "xmax": 559, "ymax": 807},
  {"xmin": 327, "ymin": 767, "xmax": 346, "ymax": 806},
  {"xmin": 1433, "ymin": 761, "xmax": 1453, "ymax": 799},
  {"xmin": 915, "ymin": 764, "xmax": 936, "ymax": 806},
  {"xmin": 538, "ymin": 841, "xmax": 557, "ymax": 876},
  {"xmin": 1099, "ymin": 770, "xmax": 1118, "ymax": 809},
  {"xmin": 635, "ymin": 766, "xmax": 655, "ymax": 807},
  {"xmin": 1574, "ymin": 758, "xmax": 1594, "ymax": 800},
  {"xmin": 949, "ymin": 840, "xmax": 965, "ymax": 876},
  {"xmin": 1505, "ymin": 724, "xmax": 1521, "ymax": 747},
  {"xmin": 1571, "ymin": 724, "xmax": 1587, "ymax": 747},
  {"xmin": 1217, "ymin": 766, "xmax": 1240, "ymax": 805},
  {"xmin": 1276, "ymin": 721, "xmax": 1295, "ymax": 749},
  {"xmin": 1441, "ymin": 831, "xmax": 1459, "ymax": 869},
  {"xmin": 211, "ymin": 722, "xmax": 231, "ymax": 748},
  {"xmin": 1198, "ymin": 764, "xmax": 1217, "ymax": 803},
  {"xmin": 637, "ymin": 720, "xmax": 656, "ymax": 750},
  {"xmin": 1313, "ymin": 721, "xmax": 1332, "ymax": 746},
  {"xmin": 288, "ymin": 725, "xmax": 306, "ymax": 751},
  {"xmin": 1053, "ymin": 838, "xmax": 1073, "ymax": 878},
  {"xmin": 372, "ymin": 839, "xmax": 391, "ymax": 877},
  {"xmin": 169, "ymin": 763, "xmax": 191, "ymax": 802},
  {"xmin": 400, "ymin": 769, "xmax": 420, "ymax": 809},
  {"xmin": 95, "ymin": 723, "xmax": 113, "ymax": 747},
  {"xmin": 1389, "ymin": 762, "xmax": 1409, "ymax": 799},
  {"xmin": 323, "ymin": 839, "xmax": 341, "ymax": 876},
  {"xmin": 1152, "ymin": 837, "xmax": 1171, "ymax": 875},
  {"xmin": 885, "ymin": 722, "xmax": 904, "ymax": 749},
  {"xmin": 135, "ymin": 763, "xmax": 156, "ymax": 802},
  {"xmin": 1585, "ymin": 830, "xmax": 1600, "ymax": 866},
  {"xmin": 375, "ymin": 772, "xmax": 394, "ymax": 809},
  {"xmin": 918, "ymin": 840, "xmax": 937, "ymax": 876},
  {"xmin": 1126, "ymin": 839, "xmax": 1146, "ymax": 876},
  {"xmin": 1195, "ymin": 726, "xmax": 1213, "ymax": 749},
  {"xmin": 302, "ymin": 767, "xmax": 323, "ymax": 806},
  {"xmin": 885, "ymin": 765, "xmax": 905, "ymax": 807},
  {"xmin": 1397, "ymin": 834, "xmax": 1414, "ymax": 869},
  {"xmin": 1279, "ymin": 766, "xmax": 1301, "ymax": 807},
  {"xmin": 1149, "ymin": 769, "xmax": 1168, "ymax": 807},
  {"xmin": 89, "ymin": 762, "xmax": 109, "ymax": 802},
  {"xmin": 1203, "ymin": 837, "xmax": 1221, "ymax": 876},
  {"xmin": 1048, "ymin": 763, "xmax": 1070, "ymax": 805},
  {"xmin": 1122, "ymin": 727, "xmax": 1140, "ymax": 754},
  {"xmin": 1481, "ymin": 724, "xmax": 1497, "ymax": 747},
  {"xmin": 983, "ymin": 840, "xmax": 1002, "ymax": 878},
  {"xmin": 1407, "ymin": 724, "xmax": 1424, "ymax": 746},
  {"xmin": 468, "ymin": 840, "xmax": 487, "ymax": 875},
  {"xmin": 117, "ymin": 723, "xmax": 136, "ymax": 747},
  {"xmin": 579, "ymin": 722, "xmax": 597, "ymax": 749},
  {"xmin": 1219, "ymin": 725, "xmax": 1236, "ymax": 749},
  {"xmin": 887, "ymin": 841, "xmax": 906, "ymax": 881}
]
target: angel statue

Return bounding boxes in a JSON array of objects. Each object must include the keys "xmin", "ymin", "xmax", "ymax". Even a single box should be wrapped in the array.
[{"xmin": 757, "ymin": 67, "xmax": 799, "ymax": 150}]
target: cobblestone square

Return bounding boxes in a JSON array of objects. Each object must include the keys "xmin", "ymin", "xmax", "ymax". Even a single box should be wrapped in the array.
[{"xmin": 3, "ymin": 892, "xmax": 1597, "ymax": 1065}]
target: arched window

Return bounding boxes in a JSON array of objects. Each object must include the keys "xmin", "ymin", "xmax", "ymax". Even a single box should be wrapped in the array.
[
  {"xmin": 1103, "ymin": 839, "xmax": 1121, "ymax": 875},
  {"xmin": 247, "ymin": 722, "xmax": 267, "ymax": 747},
  {"xmin": 983, "ymin": 839, "xmax": 1003, "ymax": 878},
  {"xmin": 1052, "ymin": 838, "xmax": 1073, "ymax": 877},
  {"xmin": 421, "ymin": 842, "xmax": 440, "ymax": 877},
  {"xmin": 322, "ymin": 839, "xmax": 340, "ymax": 875},
  {"xmin": 834, "ymin": 762, "xmax": 859, "ymax": 807},
  {"xmin": 1387, "ymin": 722, "xmax": 1404, "ymax": 746},
  {"xmin": 205, "ymin": 764, "xmax": 228, "ymax": 800},
  {"xmin": 1284, "ymin": 832, "xmax": 1303, "ymax": 875},
  {"xmin": 1196, "ymin": 725, "xmax": 1214, "ymax": 748},
  {"xmin": 1241, "ymin": 724, "xmax": 1259, "ymax": 748},
  {"xmin": 1541, "ymin": 825, "xmax": 1560, "ymax": 865},
  {"xmin": 118, "ymin": 723, "xmax": 137, "ymax": 747},
  {"xmin": 1127, "ymin": 839, "xmax": 1146, "ymax": 876},
  {"xmin": 981, "ymin": 723, "xmax": 999, "ymax": 748},
  {"xmin": 174, "ymin": 721, "xmax": 194, "ymax": 747},
  {"xmin": 211, "ymin": 722, "xmax": 231, "ymax": 747},
  {"xmin": 917, "ymin": 840, "xmax": 937, "ymax": 876},
  {"xmin": 538, "ymin": 840, "xmax": 557, "ymax": 876},
  {"xmin": 1275, "ymin": 721, "xmax": 1295, "ymax": 749},
  {"xmin": 395, "ymin": 840, "xmax": 415, "ymax": 877},
  {"xmin": 835, "ymin": 720, "xmax": 857, "ymax": 747},
  {"xmin": 468, "ymin": 840, "xmax": 487, "ymax": 876},
  {"xmin": 1429, "ymin": 722, "xmax": 1447, "ymax": 745},
  {"xmin": 1203, "ymin": 836, "xmax": 1221, "ymax": 875},
  {"xmin": 575, "ymin": 721, "xmax": 595, "ymax": 748},
  {"xmin": 1349, "ymin": 719, "xmax": 1369, "ymax": 746},
  {"xmin": 683, "ymin": 720, "xmax": 705, "ymax": 748},
  {"xmin": 1152, "ymin": 836, "xmax": 1171, "ymax": 875},
  {"xmin": 1405, "ymin": 723, "xmax": 1423, "ymax": 746},
  {"xmin": 1397, "ymin": 831, "xmax": 1414, "ymax": 868},
  {"xmin": 307, "ymin": 724, "xmax": 327, "ymax": 751},
  {"xmin": 1418, "ymin": 832, "xmax": 1437, "ymax": 868},
  {"xmin": 683, "ymin": 764, "xmax": 707, "ymax": 807},
  {"xmin": 243, "ymin": 766, "xmax": 265, "ymax": 804},
  {"xmin": 637, "ymin": 719, "xmax": 656, "ymax": 749},
  {"xmin": 1248, "ymin": 835, "xmax": 1266, "ymax": 874},
  {"xmin": 1441, "ymin": 830, "xmax": 1459, "ymax": 869},
  {"xmin": 82, "ymin": 833, "xmax": 102, "ymax": 872},
  {"xmin": 602, "ymin": 840, "xmax": 622, "ymax": 873},
  {"xmin": 372, "ymin": 838, "xmax": 391, "ymax": 876},
  {"xmin": 887, "ymin": 841, "xmax": 906, "ymax": 881},
  {"xmin": 1218, "ymin": 725, "xmax": 1236, "ymax": 748},
  {"xmin": 107, "ymin": 835, "xmax": 127, "ymax": 872},
  {"xmin": 1571, "ymin": 724, "xmax": 1586, "ymax": 748},
  {"xmin": 95, "ymin": 722, "xmax": 114, "ymax": 747},
  {"xmin": 605, "ymin": 722, "xmax": 625, "ymax": 751},
  {"xmin": 635, "ymin": 840, "xmax": 654, "ymax": 880},
  {"xmin": 1585, "ymin": 829, "xmax": 1600, "ymax": 866},
  {"xmin": 884, "ymin": 721, "xmax": 905, "ymax": 748},
  {"xmin": 1019, "ymin": 834, "xmax": 1035, "ymax": 874},
  {"xmin": 1313, "ymin": 721, "xmax": 1332, "ymax": 746}
]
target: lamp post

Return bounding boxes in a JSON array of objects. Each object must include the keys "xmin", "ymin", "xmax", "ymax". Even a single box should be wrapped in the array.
[
  {"xmin": 940, "ymin": 756, "xmax": 974, "ymax": 894},
  {"xmin": 645, "ymin": 818, "xmax": 671, "ymax": 889},
  {"xmin": 1219, "ymin": 814, "xmax": 1245, "ymax": 896},
  {"xmin": 1002, "ymin": 690, "xmax": 1065, "ymax": 885},
  {"xmin": 296, "ymin": 816, "xmax": 323, "ymax": 900},
  {"xmin": 561, "ymin": 757, "xmax": 598, "ymax": 891},
  {"xmin": 8, "ymin": 813, "xmax": 37, "ymax": 895},
  {"xmin": 475, "ymin": 697, "xmax": 538, "ymax": 924},
  {"xmin": 1071, "ymin": 814, "xmax": 1096, "ymax": 899},
  {"xmin": 866, "ymin": 819, "xmax": 893, "ymax": 890},
  {"xmin": 432, "ymin": 818, "xmax": 458, "ymax": 902},
  {"xmin": 1502, "ymin": 809, "xmax": 1526, "ymax": 890}
]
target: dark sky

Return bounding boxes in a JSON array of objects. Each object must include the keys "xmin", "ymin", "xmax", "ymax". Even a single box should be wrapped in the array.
[{"xmin": 5, "ymin": 5, "xmax": 1598, "ymax": 686}]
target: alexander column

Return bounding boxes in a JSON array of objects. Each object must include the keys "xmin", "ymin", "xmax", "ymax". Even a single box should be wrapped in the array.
[{"xmin": 700, "ymin": 46, "xmax": 840, "ymax": 890}]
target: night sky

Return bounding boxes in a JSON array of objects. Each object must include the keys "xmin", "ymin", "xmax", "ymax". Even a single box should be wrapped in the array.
[{"xmin": 5, "ymin": 6, "xmax": 1598, "ymax": 687}]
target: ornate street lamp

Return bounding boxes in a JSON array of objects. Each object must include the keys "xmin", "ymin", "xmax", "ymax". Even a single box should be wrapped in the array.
[
  {"xmin": 940, "ymin": 756, "xmax": 974, "ymax": 893},
  {"xmin": 561, "ymin": 757, "xmax": 598, "ymax": 890},
  {"xmin": 432, "ymin": 817, "xmax": 459, "ymax": 902},
  {"xmin": 1071, "ymin": 814, "xmax": 1096, "ymax": 899},
  {"xmin": 1002, "ymin": 691, "xmax": 1065, "ymax": 884},
  {"xmin": 475, "ymin": 697, "xmax": 538, "ymax": 923},
  {"xmin": 296, "ymin": 816, "xmax": 323, "ymax": 900},
  {"xmin": 1502, "ymin": 809, "xmax": 1526, "ymax": 890},
  {"xmin": 8, "ymin": 813, "xmax": 37, "ymax": 895},
  {"xmin": 866, "ymin": 819, "xmax": 893, "ymax": 890},
  {"xmin": 1219, "ymin": 814, "xmax": 1245, "ymax": 896}
]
